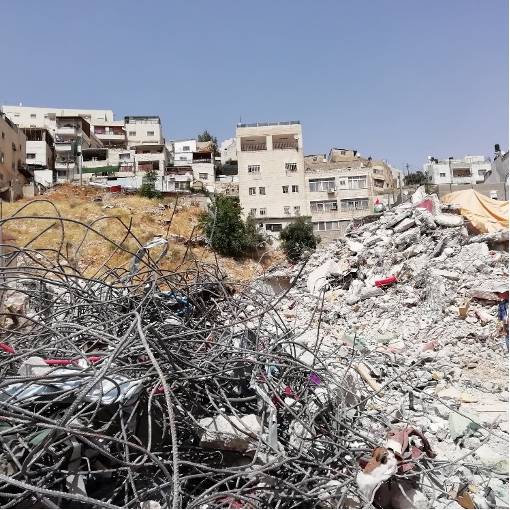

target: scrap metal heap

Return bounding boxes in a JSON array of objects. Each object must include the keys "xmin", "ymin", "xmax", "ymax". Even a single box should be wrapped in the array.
[{"xmin": 0, "ymin": 197, "xmax": 508, "ymax": 508}]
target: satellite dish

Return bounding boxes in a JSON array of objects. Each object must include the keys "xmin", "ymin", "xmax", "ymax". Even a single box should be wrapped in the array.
[{"xmin": 293, "ymin": 134, "xmax": 299, "ymax": 140}]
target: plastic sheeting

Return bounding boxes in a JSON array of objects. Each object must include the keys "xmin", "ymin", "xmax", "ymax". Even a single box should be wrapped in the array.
[{"xmin": 441, "ymin": 189, "xmax": 509, "ymax": 233}]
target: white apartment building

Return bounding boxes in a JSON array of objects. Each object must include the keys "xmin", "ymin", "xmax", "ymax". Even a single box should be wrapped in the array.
[
  {"xmin": 21, "ymin": 128, "xmax": 55, "ymax": 172},
  {"xmin": 170, "ymin": 139, "xmax": 215, "ymax": 193},
  {"xmin": 1, "ymin": 105, "xmax": 113, "ymax": 134},
  {"xmin": 423, "ymin": 155, "xmax": 491, "ymax": 185},
  {"xmin": 304, "ymin": 153, "xmax": 394, "ymax": 241},
  {"xmin": 220, "ymin": 138, "xmax": 237, "ymax": 165},
  {"xmin": 54, "ymin": 116, "xmax": 102, "ymax": 182},
  {"xmin": 125, "ymin": 116, "xmax": 164, "ymax": 148},
  {"xmin": 236, "ymin": 121, "xmax": 307, "ymax": 238}
]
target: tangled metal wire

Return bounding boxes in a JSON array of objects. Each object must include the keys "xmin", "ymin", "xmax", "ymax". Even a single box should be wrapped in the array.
[{"xmin": 0, "ymin": 200, "xmax": 505, "ymax": 509}]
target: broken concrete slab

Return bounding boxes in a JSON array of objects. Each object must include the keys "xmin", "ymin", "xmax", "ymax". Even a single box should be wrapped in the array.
[{"xmin": 198, "ymin": 414, "xmax": 261, "ymax": 453}]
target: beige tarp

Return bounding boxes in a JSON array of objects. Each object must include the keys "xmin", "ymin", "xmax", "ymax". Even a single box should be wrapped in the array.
[{"xmin": 441, "ymin": 189, "xmax": 509, "ymax": 233}]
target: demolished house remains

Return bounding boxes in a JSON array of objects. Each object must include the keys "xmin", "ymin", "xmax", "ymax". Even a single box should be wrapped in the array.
[{"xmin": 0, "ymin": 189, "xmax": 508, "ymax": 508}]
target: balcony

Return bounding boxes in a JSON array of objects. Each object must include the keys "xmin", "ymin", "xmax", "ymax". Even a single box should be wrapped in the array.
[
  {"xmin": 55, "ymin": 162, "xmax": 77, "ymax": 172},
  {"xmin": 55, "ymin": 143, "xmax": 73, "ymax": 152},
  {"xmin": 192, "ymin": 158, "xmax": 213, "ymax": 164},
  {"xmin": 273, "ymin": 142, "xmax": 298, "ymax": 150},
  {"xmin": 241, "ymin": 144, "xmax": 267, "ymax": 152},
  {"xmin": 95, "ymin": 132, "xmax": 125, "ymax": 141},
  {"xmin": 56, "ymin": 126, "xmax": 78, "ymax": 137}
]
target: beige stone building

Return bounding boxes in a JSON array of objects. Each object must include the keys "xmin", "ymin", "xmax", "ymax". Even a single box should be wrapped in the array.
[
  {"xmin": 0, "ymin": 112, "xmax": 31, "ymax": 201},
  {"xmin": 304, "ymin": 150, "xmax": 394, "ymax": 241},
  {"xmin": 236, "ymin": 121, "xmax": 308, "ymax": 238}
]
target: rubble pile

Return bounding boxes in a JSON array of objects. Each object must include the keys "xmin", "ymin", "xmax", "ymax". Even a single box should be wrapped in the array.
[
  {"xmin": 261, "ymin": 192, "xmax": 509, "ymax": 508},
  {"xmin": 0, "ymin": 197, "xmax": 508, "ymax": 508}
]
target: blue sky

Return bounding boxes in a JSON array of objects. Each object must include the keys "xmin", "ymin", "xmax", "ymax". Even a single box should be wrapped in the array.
[{"xmin": 1, "ymin": 1, "xmax": 508, "ymax": 172}]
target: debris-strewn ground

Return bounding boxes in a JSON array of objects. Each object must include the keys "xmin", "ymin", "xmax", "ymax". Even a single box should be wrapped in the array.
[{"xmin": 0, "ymin": 189, "xmax": 507, "ymax": 509}]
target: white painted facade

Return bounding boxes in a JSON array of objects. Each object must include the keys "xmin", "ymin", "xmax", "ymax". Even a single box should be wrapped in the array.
[
  {"xmin": 220, "ymin": 138, "xmax": 237, "ymax": 164},
  {"xmin": 1, "ymin": 105, "xmax": 113, "ymax": 134},
  {"xmin": 173, "ymin": 139, "xmax": 197, "ymax": 166},
  {"xmin": 125, "ymin": 116, "xmax": 164, "ymax": 147},
  {"xmin": 26, "ymin": 141, "xmax": 52, "ymax": 169},
  {"xmin": 423, "ymin": 155, "xmax": 491, "ymax": 185},
  {"xmin": 33, "ymin": 169, "xmax": 54, "ymax": 188}
]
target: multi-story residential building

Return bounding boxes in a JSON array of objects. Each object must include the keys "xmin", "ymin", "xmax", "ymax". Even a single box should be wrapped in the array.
[
  {"xmin": 54, "ymin": 116, "xmax": 103, "ymax": 182},
  {"xmin": 1, "ymin": 105, "xmax": 113, "ymax": 135},
  {"xmin": 169, "ymin": 139, "xmax": 215, "ymax": 193},
  {"xmin": 304, "ymin": 150, "xmax": 394, "ymax": 241},
  {"xmin": 0, "ymin": 112, "xmax": 31, "ymax": 201},
  {"xmin": 125, "ymin": 116, "xmax": 164, "ymax": 148},
  {"xmin": 423, "ymin": 155, "xmax": 491, "ymax": 185},
  {"xmin": 91, "ymin": 121, "xmax": 126, "ymax": 148},
  {"xmin": 21, "ymin": 128, "xmax": 55, "ymax": 173},
  {"xmin": 220, "ymin": 138, "xmax": 237, "ymax": 165},
  {"xmin": 236, "ymin": 121, "xmax": 308, "ymax": 238}
]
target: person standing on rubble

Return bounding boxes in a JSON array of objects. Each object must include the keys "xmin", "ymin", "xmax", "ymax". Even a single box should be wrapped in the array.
[{"xmin": 497, "ymin": 291, "xmax": 509, "ymax": 350}]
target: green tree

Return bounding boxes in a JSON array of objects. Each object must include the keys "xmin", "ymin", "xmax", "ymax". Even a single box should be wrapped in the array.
[
  {"xmin": 404, "ymin": 171, "xmax": 427, "ymax": 186},
  {"xmin": 245, "ymin": 215, "xmax": 271, "ymax": 252},
  {"xmin": 279, "ymin": 217, "xmax": 320, "ymax": 262},
  {"xmin": 199, "ymin": 195, "xmax": 248, "ymax": 256},
  {"xmin": 138, "ymin": 169, "xmax": 162, "ymax": 199},
  {"xmin": 197, "ymin": 130, "xmax": 219, "ymax": 157}
]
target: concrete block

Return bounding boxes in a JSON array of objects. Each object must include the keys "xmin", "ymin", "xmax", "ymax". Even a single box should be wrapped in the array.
[
  {"xmin": 199, "ymin": 414, "xmax": 261, "ymax": 452},
  {"xmin": 393, "ymin": 218, "xmax": 416, "ymax": 233},
  {"xmin": 434, "ymin": 213, "xmax": 464, "ymax": 227}
]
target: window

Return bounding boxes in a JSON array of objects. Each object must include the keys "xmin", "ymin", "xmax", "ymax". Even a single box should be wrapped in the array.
[
  {"xmin": 282, "ymin": 185, "xmax": 289, "ymax": 193},
  {"xmin": 294, "ymin": 206, "xmax": 301, "ymax": 215},
  {"xmin": 259, "ymin": 187, "xmax": 266, "ymax": 195},
  {"xmin": 183, "ymin": 145, "xmax": 190, "ymax": 151},
  {"xmin": 478, "ymin": 169, "xmax": 487, "ymax": 176},
  {"xmin": 250, "ymin": 208, "xmax": 257, "ymax": 216},
  {"xmin": 313, "ymin": 221, "xmax": 340, "ymax": 231},
  {"xmin": 266, "ymin": 224, "xmax": 282, "ymax": 232},
  {"xmin": 119, "ymin": 153, "xmax": 131, "ymax": 160},
  {"xmin": 292, "ymin": 185, "xmax": 299, "ymax": 193},
  {"xmin": 340, "ymin": 198, "xmax": 369, "ymax": 211},
  {"xmin": 248, "ymin": 165, "xmax": 260, "ymax": 173},
  {"xmin": 44, "ymin": 114, "xmax": 48, "ymax": 118},
  {"xmin": 26, "ymin": 153, "xmax": 36, "ymax": 159},
  {"xmin": 284, "ymin": 206, "xmax": 290, "ymax": 215},
  {"xmin": 249, "ymin": 187, "xmax": 256, "ymax": 195},
  {"xmin": 57, "ymin": 170, "xmax": 67, "ymax": 177},
  {"xmin": 14, "ymin": 113, "xmax": 20, "ymax": 117},
  {"xmin": 309, "ymin": 178, "xmax": 336, "ymax": 192},
  {"xmin": 1, "ymin": 132, "xmax": 4, "ymax": 139},
  {"xmin": 285, "ymin": 163, "xmax": 297, "ymax": 171},
  {"xmin": 30, "ymin": 114, "xmax": 36, "ymax": 118},
  {"xmin": 259, "ymin": 208, "xmax": 267, "ymax": 216},
  {"xmin": 179, "ymin": 156, "xmax": 187, "ymax": 160},
  {"xmin": 175, "ymin": 181, "xmax": 188, "ymax": 190},
  {"xmin": 199, "ymin": 173, "xmax": 208, "ymax": 180},
  {"xmin": 340, "ymin": 150, "xmax": 346, "ymax": 155},
  {"xmin": 373, "ymin": 178, "xmax": 384, "ymax": 188},
  {"xmin": 310, "ymin": 200, "xmax": 338, "ymax": 213},
  {"xmin": 147, "ymin": 131, "xmax": 155, "ymax": 136},
  {"xmin": 129, "ymin": 131, "xmax": 136, "ymax": 136},
  {"xmin": 339, "ymin": 175, "xmax": 367, "ymax": 189},
  {"xmin": 439, "ymin": 172, "xmax": 446, "ymax": 177}
]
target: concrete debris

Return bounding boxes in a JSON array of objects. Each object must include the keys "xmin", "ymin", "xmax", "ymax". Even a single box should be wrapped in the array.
[{"xmin": 0, "ymin": 192, "xmax": 507, "ymax": 509}]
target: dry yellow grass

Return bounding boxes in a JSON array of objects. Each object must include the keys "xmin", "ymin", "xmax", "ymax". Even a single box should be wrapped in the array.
[{"xmin": 2, "ymin": 185, "xmax": 284, "ymax": 281}]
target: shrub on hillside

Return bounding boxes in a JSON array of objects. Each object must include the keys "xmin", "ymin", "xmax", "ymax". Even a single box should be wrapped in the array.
[{"xmin": 279, "ymin": 216, "xmax": 320, "ymax": 262}]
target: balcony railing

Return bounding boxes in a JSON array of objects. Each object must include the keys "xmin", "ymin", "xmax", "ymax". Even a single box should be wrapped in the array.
[
  {"xmin": 192, "ymin": 158, "xmax": 213, "ymax": 164},
  {"xmin": 56, "ymin": 126, "xmax": 78, "ymax": 137},
  {"xmin": 237, "ymin": 121, "xmax": 300, "ymax": 128},
  {"xmin": 241, "ymin": 144, "xmax": 266, "ymax": 151},
  {"xmin": 95, "ymin": 132, "xmax": 125, "ymax": 138},
  {"xmin": 273, "ymin": 142, "xmax": 297, "ymax": 150},
  {"xmin": 55, "ymin": 143, "xmax": 73, "ymax": 152}
]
